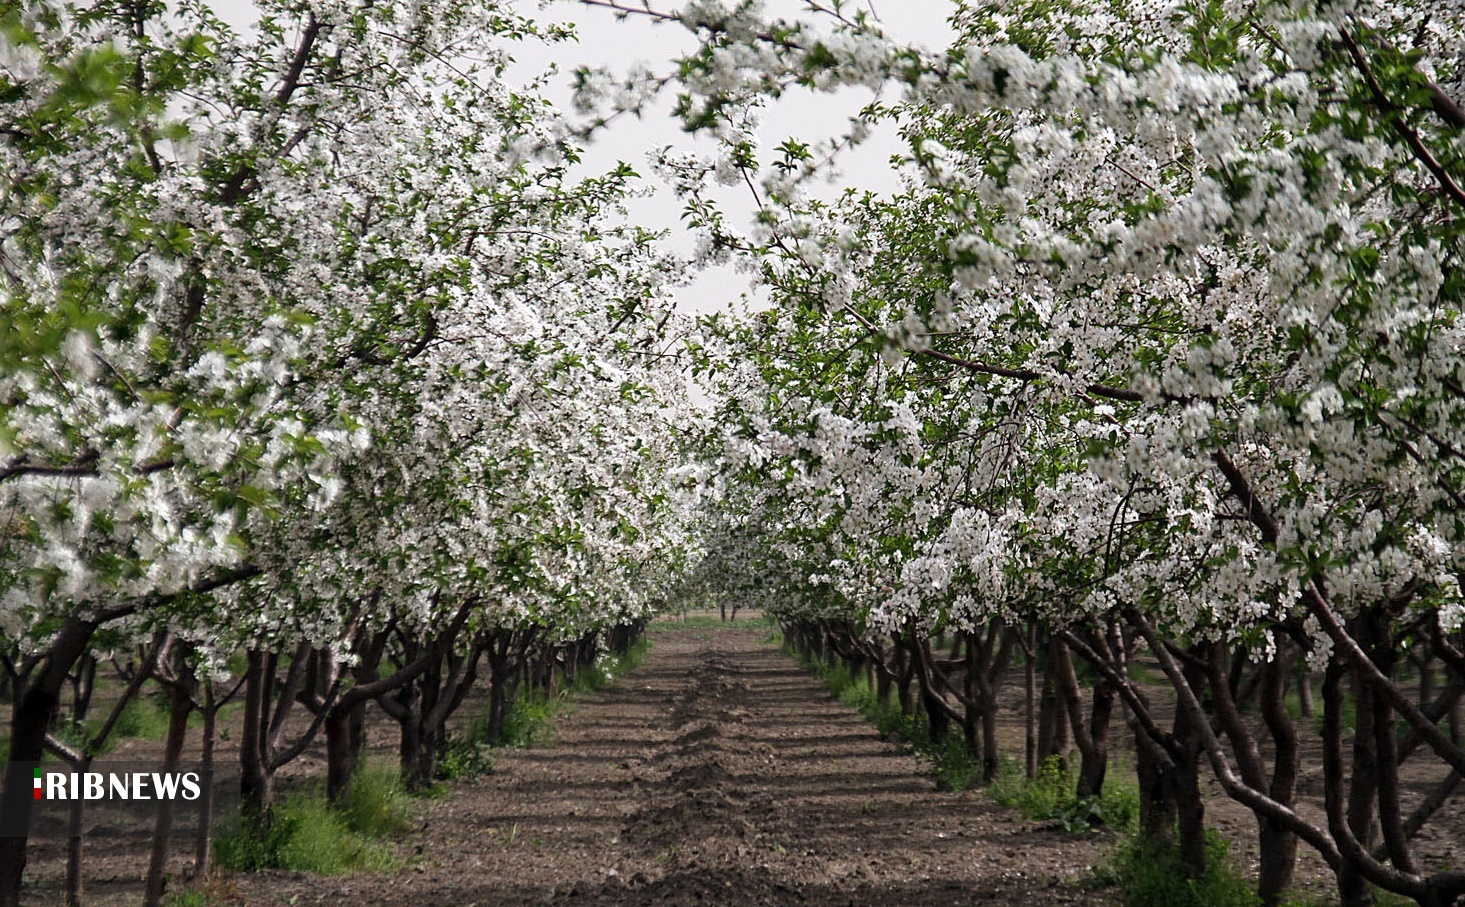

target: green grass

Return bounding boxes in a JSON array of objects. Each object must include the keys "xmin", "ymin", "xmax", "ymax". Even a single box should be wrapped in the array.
[
  {"xmin": 496, "ymin": 638, "xmax": 652, "ymax": 748},
  {"xmin": 215, "ymin": 799, "xmax": 395, "ymax": 875},
  {"xmin": 111, "ymin": 695, "xmax": 172, "ymax": 741},
  {"xmin": 163, "ymin": 875, "xmax": 245, "ymax": 907},
  {"xmin": 215, "ymin": 764, "xmax": 413, "ymax": 875},
  {"xmin": 44, "ymin": 694, "xmax": 176, "ymax": 757},
  {"xmin": 341, "ymin": 762, "xmax": 414, "ymax": 838},
  {"xmin": 1103, "ymin": 829, "xmax": 1259, "ymax": 907},
  {"xmin": 1371, "ymin": 887, "xmax": 1424, "ymax": 907},
  {"xmin": 572, "ymin": 637, "xmax": 650, "ymax": 693},
  {"xmin": 989, "ymin": 755, "xmax": 1140, "ymax": 833},
  {"xmin": 498, "ymin": 690, "xmax": 561, "ymax": 749},
  {"xmin": 436, "ymin": 729, "xmax": 496, "ymax": 783},
  {"xmin": 1126, "ymin": 659, "xmax": 1167, "ymax": 686},
  {"xmin": 789, "ymin": 646, "xmax": 1142, "ymax": 823}
]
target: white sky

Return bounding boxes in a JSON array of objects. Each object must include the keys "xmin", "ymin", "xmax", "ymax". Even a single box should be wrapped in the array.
[{"xmin": 208, "ymin": 1, "xmax": 959, "ymax": 312}]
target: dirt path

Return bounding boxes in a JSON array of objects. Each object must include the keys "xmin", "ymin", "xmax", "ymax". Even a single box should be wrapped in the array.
[{"xmin": 232, "ymin": 627, "xmax": 1112, "ymax": 906}]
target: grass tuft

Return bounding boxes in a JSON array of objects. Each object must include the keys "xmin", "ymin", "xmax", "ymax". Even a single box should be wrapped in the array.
[
  {"xmin": 988, "ymin": 755, "xmax": 1139, "ymax": 833},
  {"xmin": 214, "ymin": 763, "xmax": 411, "ymax": 874},
  {"xmin": 436, "ymin": 730, "xmax": 495, "ymax": 783},
  {"xmin": 342, "ymin": 762, "xmax": 414, "ymax": 838},
  {"xmin": 1102, "ymin": 829, "xmax": 1258, "ymax": 907},
  {"xmin": 111, "ymin": 695, "xmax": 173, "ymax": 741},
  {"xmin": 498, "ymin": 690, "xmax": 560, "ymax": 749},
  {"xmin": 215, "ymin": 800, "xmax": 391, "ymax": 874}
]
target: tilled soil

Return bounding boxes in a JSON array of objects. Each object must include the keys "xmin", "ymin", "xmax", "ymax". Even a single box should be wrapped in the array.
[{"xmin": 229, "ymin": 627, "xmax": 1112, "ymax": 906}]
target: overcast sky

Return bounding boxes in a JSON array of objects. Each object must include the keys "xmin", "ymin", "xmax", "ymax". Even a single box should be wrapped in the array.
[{"xmin": 208, "ymin": 1, "xmax": 958, "ymax": 312}]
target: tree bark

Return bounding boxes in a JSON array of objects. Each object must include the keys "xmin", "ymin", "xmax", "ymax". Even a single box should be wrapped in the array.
[
  {"xmin": 144, "ymin": 680, "xmax": 193, "ymax": 907},
  {"xmin": 0, "ymin": 616, "xmax": 99, "ymax": 907},
  {"xmin": 1258, "ymin": 651, "xmax": 1302, "ymax": 906}
]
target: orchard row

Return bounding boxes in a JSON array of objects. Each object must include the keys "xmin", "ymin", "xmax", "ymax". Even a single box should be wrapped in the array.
[
  {"xmin": 0, "ymin": 3, "xmax": 702, "ymax": 904},
  {"xmin": 672, "ymin": 1, "xmax": 1465, "ymax": 906}
]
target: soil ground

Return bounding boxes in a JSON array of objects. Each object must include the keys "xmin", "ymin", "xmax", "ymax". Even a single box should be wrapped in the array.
[{"xmin": 218, "ymin": 624, "xmax": 1114, "ymax": 907}]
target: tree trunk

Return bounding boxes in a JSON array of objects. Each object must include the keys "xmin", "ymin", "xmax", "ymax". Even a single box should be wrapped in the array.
[
  {"xmin": 1257, "ymin": 653, "xmax": 1301, "ymax": 907},
  {"xmin": 0, "ymin": 616, "xmax": 98, "ymax": 907},
  {"xmin": 1297, "ymin": 664, "xmax": 1315, "ymax": 719},
  {"xmin": 68, "ymin": 656, "xmax": 96, "ymax": 727},
  {"xmin": 1025, "ymin": 624, "xmax": 1037, "ymax": 779},
  {"xmin": 1172, "ymin": 689, "xmax": 1208, "ymax": 881},
  {"xmin": 63, "ymin": 790, "xmax": 85, "ymax": 907},
  {"xmin": 1037, "ymin": 647, "xmax": 1067, "ymax": 766},
  {"xmin": 1078, "ymin": 681, "xmax": 1114, "ymax": 799},
  {"xmin": 238, "ymin": 650, "xmax": 275, "ymax": 816},
  {"xmin": 1052, "ymin": 638, "xmax": 1109, "ymax": 797},
  {"xmin": 192, "ymin": 683, "xmax": 218, "ymax": 881},
  {"xmin": 1325, "ymin": 656, "xmax": 1374, "ymax": 907},
  {"xmin": 326, "ymin": 708, "xmax": 358, "ymax": 804},
  {"xmin": 894, "ymin": 636, "xmax": 914, "ymax": 715},
  {"xmin": 1133, "ymin": 727, "xmax": 1177, "ymax": 849},
  {"xmin": 486, "ymin": 675, "xmax": 510, "ymax": 744},
  {"xmin": 144, "ymin": 681, "xmax": 192, "ymax": 907}
]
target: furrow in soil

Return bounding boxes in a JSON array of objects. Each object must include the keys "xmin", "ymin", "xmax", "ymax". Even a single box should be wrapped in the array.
[{"xmin": 232, "ymin": 627, "xmax": 1109, "ymax": 907}]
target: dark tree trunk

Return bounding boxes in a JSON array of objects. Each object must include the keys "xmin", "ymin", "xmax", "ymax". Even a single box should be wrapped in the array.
[
  {"xmin": 1171, "ymin": 664, "xmax": 1208, "ymax": 882},
  {"xmin": 1037, "ymin": 646, "xmax": 1068, "ymax": 766},
  {"xmin": 1025, "ymin": 624, "xmax": 1038, "ymax": 779},
  {"xmin": 1297, "ymin": 664, "xmax": 1315, "ymax": 719},
  {"xmin": 325, "ymin": 708, "xmax": 358, "ymax": 804},
  {"xmin": 875, "ymin": 661, "xmax": 892, "ymax": 706},
  {"xmin": 192, "ymin": 682, "xmax": 219, "ymax": 881},
  {"xmin": 1078, "ymin": 682, "xmax": 1114, "ymax": 799},
  {"xmin": 894, "ymin": 635, "xmax": 914, "ymax": 715},
  {"xmin": 1133, "ymin": 725, "xmax": 1177, "ymax": 848},
  {"xmin": 238, "ymin": 649, "xmax": 275, "ymax": 815},
  {"xmin": 0, "ymin": 616, "xmax": 98, "ymax": 907},
  {"xmin": 1257, "ymin": 653, "xmax": 1301, "ymax": 906},
  {"xmin": 486, "ymin": 676, "xmax": 511, "ymax": 744},
  {"xmin": 1207, "ymin": 641, "xmax": 1300, "ymax": 907},
  {"xmin": 1324, "ymin": 657, "xmax": 1375, "ymax": 907},
  {"xmin": 144, "ymin": 680, "xmax": 193, "ymax": 907},
  {"xmin": 1052, "ymin": 638, "xmax": 1110, "ymax": 798},
  {"xmin": 68, "ymin": 656, "xmax": 96, "ymax": 727}
]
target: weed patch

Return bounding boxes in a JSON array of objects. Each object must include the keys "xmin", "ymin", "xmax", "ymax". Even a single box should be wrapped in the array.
[
  {"xmin": 1102, "ymin": 829, "xmax": 1258, "ymax": 907},
  {"xmin": 215, "ymin": 763, "xmax": 411, "ymax": 874},
  {"xmin": 163, "ymin": 876, "xmax": 245, "ymax": 907},
  {"xmin": 989, "ymin": 756, "xmax": 1139, "ymax": 833},
  {"xmin": 342, "ymin": 763, "xmax": 414, "ymax": 838},
  {"xmin": 436, "ymin": 731, "xmax": 495, "ymax": 782},
  {"xmin": 215, "ymin": 799, "xmax": 393, "ymax": 874}
]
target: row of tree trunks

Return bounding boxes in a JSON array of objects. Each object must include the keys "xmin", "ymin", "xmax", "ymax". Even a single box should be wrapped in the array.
[
  {"xmin": 0, "ymin": 572, "xmax": 635, "ymax": 907},
  {"xmin": 756, "ymin": 608, "xmax": 1465, "ymax": 907}
]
